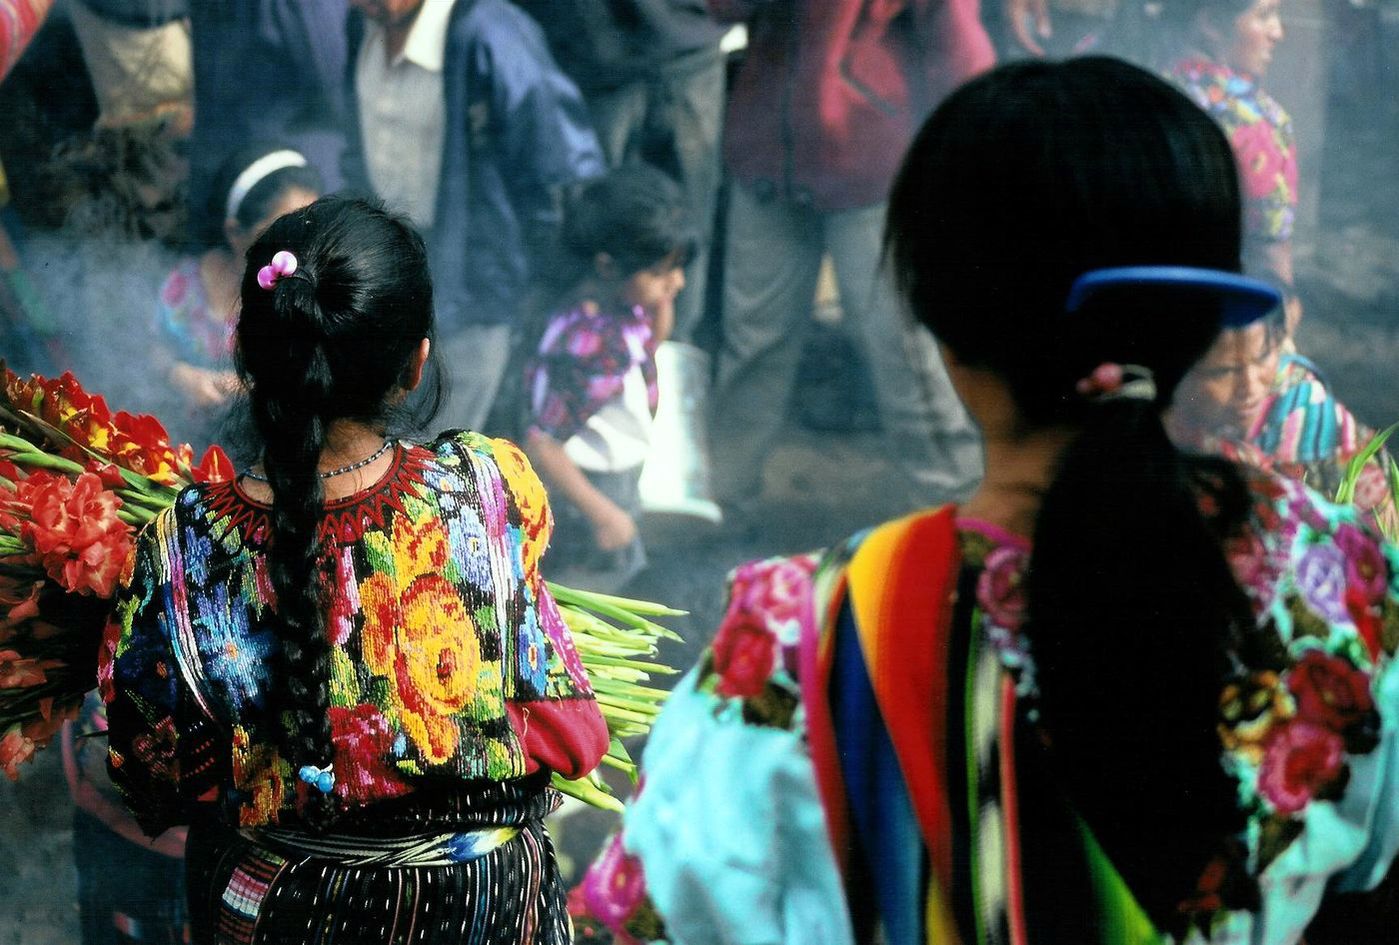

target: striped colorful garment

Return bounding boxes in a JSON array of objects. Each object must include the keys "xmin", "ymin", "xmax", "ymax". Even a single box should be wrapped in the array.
[
  {"xmin": 185, "ymin": 778, "xmax": 571, "ymax": 945},
  {"xmin": 100, "ymin": 431, "xmax": 607, "ymax": 944},
  {"xmin": 0, "ymin": 0, "xmax": 52, "ymax": 82},
  {"xmin": 573, "ymin": 473, "xmax": 1399, "ymax": 945}
]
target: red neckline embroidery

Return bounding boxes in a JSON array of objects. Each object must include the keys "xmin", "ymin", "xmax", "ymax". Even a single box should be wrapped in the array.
[{"xmin": 203, "ymin": 442, "xmax": 434, "ymax": 545}]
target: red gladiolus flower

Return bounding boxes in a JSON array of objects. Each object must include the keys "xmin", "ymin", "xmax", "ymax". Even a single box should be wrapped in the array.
[
  {"xmin": 19, "ymin": 471, "xmax": 134, "ymax": 598},
  {"xmin": 193, "ymin": 445, "xmax": 234, "ymax": 484}
]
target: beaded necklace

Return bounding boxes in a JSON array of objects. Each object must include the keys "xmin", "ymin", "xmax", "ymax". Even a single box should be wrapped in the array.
[{"xmin": 242, "ymin": 440, "xmax": 393, "ymax": 483}]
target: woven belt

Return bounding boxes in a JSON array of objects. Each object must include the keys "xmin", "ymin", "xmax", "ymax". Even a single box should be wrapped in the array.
[{"xmin": 244, "ymin": 825, "xmax": 521, "ymax": 867}]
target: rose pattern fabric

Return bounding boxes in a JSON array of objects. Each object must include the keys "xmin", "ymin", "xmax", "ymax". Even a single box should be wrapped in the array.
[
  {"xmin": 574, "ymin": 470, "xmax": 1399, "ymax": 942},
  {"xmin": 101, "ymin": 432, "xmax": 604, "ymax": 829}
]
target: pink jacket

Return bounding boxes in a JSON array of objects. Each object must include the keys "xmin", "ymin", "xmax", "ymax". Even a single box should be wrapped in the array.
[{"xmin": 710, "ymin": 0, "xmax": 994, "ymax": 210}]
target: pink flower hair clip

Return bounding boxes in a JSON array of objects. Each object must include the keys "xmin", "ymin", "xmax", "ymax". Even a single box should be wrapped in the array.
[
  {"xmin": 256, "ymin": 250, "xmax": 298, "ymax": 291},
  {"xmin": 1074, "ymin": 362, "xmax": 1157, "ymax": 402}
]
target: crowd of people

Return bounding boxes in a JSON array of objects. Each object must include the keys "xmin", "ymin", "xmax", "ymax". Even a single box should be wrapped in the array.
[{"xmin": 0, "ymin": 1, "xmax": 1396, "ymax": 944}]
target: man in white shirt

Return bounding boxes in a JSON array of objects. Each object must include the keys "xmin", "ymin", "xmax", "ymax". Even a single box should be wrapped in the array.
[{"xmin": 346, "ymin": 0, "xmax": 605, "ymax": 431}]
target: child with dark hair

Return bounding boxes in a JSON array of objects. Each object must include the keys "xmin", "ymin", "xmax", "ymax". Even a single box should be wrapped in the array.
[
  {"xmin": 523, "ymin": 164, "xmax": 693, "ymax": 591},
  {"xmin": 102, "ymin": 196, "xmax": 608, "ymax": 944},
  {"xmin": 155, "ymin": 144, "xmax": 321, "ymax": 434}
]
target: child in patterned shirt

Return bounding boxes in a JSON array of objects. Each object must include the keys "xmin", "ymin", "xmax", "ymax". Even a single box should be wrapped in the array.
[{"xmin": 524, "ymin": 165, "xmax": 695, "ymax": 591}]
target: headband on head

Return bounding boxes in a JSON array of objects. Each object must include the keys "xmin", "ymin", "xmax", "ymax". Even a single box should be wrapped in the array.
[
  {"xmin": 225, "ymin": 150, "xmax": 309, "ymax": 221},
  {"xmin": 1065, "ymin": 266, "xmax": 1283, "ymax": 329}
]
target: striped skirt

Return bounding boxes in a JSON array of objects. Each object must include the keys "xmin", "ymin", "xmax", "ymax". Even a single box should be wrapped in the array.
[{"xmin": 185, "ymin": 780, "xmax": 570, "ymax": 945}]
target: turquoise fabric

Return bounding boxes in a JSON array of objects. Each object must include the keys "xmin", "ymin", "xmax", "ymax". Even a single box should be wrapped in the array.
[{"xmin": 625, "ymin": 670, "xmax": 854, "ymax": 945}]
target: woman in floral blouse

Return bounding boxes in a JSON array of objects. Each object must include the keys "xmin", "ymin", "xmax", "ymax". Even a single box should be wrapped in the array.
[
  {"xmin": 101, "ymin": 197, "xmax": 608, "ymax": 944},
  {"xmin": 571, "ymin": 58, "xmax": 1399, "ymax": 945},
  {"xmin": 1165, "ymin": 0, "xmax": 1297, "ymax": 325}
]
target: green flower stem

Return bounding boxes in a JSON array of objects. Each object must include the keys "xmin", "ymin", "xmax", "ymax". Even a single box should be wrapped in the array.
[
  {"xmin": 547, "ymin": 582, "xmax": 687, "ymax": 618},
  {"xmin": 551, "ymin": 773, "xmax": 624, "ymax": 812}
]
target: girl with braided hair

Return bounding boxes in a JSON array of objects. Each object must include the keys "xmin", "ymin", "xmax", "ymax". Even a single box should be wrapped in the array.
[{"xmin": 100, "ymin": 196, "xmax": 608, "ymax": 944}]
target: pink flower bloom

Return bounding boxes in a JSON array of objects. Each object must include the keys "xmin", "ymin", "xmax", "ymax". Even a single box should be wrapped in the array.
[
  {"xmin": 977, "ymin": 545, "xmax": 1030, "ymax": 630},
  {"xmin": 1258, "ymin": 719, "xmax": 1344, "ymax": 815},
  {"xmin": 1334, "ymin": 524, "xmax": 1388, "ymax": 604},
  {"xmin": 1230, "ymin": 120, "xmax": 1289, "ymax": 201},
  {"xmin": 579, "ymin": 833, "xmax": 647, "ymax": 938},
  {"xmin": 737, "ymin": 557, "xmax": 816, "ymax": 643}
]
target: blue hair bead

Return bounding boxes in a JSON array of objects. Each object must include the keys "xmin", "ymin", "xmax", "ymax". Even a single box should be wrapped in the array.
[{"xmin": 298, "ymin": 763, "xmax": 336, "ymax": 794}]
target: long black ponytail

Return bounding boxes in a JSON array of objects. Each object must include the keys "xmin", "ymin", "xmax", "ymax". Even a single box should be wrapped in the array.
[
  {"xmin": 235, "ymin": 197, "xmax": 438, "ymax": 826},
  {"xmin": 886, "ymin": 57, "xmax": 1260, "ymax": 922}
]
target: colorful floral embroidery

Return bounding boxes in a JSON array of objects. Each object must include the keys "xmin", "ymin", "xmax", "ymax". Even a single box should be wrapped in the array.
[
  {"xmin": 101, "ymin": 432, "xmax": 599, "ymax": 827},
  {"xmin": 1170, "ymin": 57, "xmax": 1297, "ymax": 244}
]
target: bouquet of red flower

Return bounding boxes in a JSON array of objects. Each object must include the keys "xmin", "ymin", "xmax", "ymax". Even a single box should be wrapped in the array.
[
  {"xmin": 0, "ymin": 367, "xmax": 677, "ymax": 811},
  {"xmin": 0, "ymin": 367, "xmax": 232, "ymax": 779}
]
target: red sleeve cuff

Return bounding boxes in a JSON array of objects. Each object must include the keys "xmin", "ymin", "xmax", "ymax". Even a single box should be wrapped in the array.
[{"xmin": 508, "ymin": 697, "xmax": 609, "ymax": 780}]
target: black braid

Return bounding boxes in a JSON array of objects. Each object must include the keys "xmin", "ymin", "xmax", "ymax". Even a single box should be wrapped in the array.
[{"xmin": 235, "ymin": 197, "xmax": 440, "ymax": 828}]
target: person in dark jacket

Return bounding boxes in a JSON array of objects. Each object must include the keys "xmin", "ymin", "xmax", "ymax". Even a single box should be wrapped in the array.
[
  {"xmin": 187, "ymin": 0, "xmax": 351, "ymax": 245},
  {"xmin": 344, "ymin": 0, "xmax": 606, "ymax": 432},
  {"xmin": 707, "ymin": 0, "xmax": 996, "ymax": 515}
]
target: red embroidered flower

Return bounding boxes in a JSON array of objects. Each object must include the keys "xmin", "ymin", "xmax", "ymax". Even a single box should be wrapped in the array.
[
  {"xmin": 1346, "ymin": 585, "xmax": 1384, "ymax": 663},
  {"xmin": 1287, "ymin": 650, "xmax": 1373, "ymax": 734},
  {"xmin": 1230, "ymin": 120, "xmax": 1290, "ymax": 201},
  {"xmin": 711, "ymin": 611, "xmax": 777, "ymax": 699},
  {"xmin": 19, "ymin": 471, "xmax": 134, "ymax": 598},
  {"xmin": 1258, "ymin": 719, "xmax": 1344, "ymax": 815},
  {"xmin": 1334, "ymin": 524, "xmax": 1389, "ymax": 605},
  {"xmin": 735, "ymin": 557, "xmax": 816, "ymax": 639},
  {"xmin": 328, "ymin": 704, "xmax": 412, "ymax": 804},
  {"xmin": 0, "ymin": 725, "xmax": 37, "ymax": 781}
]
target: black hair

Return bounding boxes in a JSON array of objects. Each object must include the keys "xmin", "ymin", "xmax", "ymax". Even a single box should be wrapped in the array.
[
  {"xmin": 235, "ymin": 196, "xmax": 439, "ymax": 826},
  {"xmin": 211, "ymin": 143, "xmax": 324, "ymax": 243},
  {"xmin": 549, "ymin": 164, "xmax": 696, "ymax": 300},
  {"xmin": 886, "ymin": 57, "xmax": 1258, "ymax": 925}
]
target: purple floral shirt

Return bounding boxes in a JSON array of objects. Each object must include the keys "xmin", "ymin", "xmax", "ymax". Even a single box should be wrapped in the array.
[{"xmin": 524, "ymin": 301, "xmax": 658, "ymax": 445}]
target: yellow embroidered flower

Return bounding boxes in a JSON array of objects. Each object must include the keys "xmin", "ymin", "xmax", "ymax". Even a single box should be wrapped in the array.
[
  {"xmin": 231, "ymin": 725, "xmax": 289, "ymax": 826},
  {"xmin": 492, "ymin": 438, "xmax": 551, "ymax": 578},
  {"xmin": 393, "ymin": 508, "xmax": 449, "ymax": 580},
  {"xmin": 396, "ymin": 575, "xmax": 484, "ymax": 765},
  {"xmin": 358, "ymin": 571, "xmax": 401, "ymax": 678}
]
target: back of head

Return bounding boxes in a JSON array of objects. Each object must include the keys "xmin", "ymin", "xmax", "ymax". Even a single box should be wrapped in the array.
[
  {"xmin": 552, "ymin": 164, "xmax": 697, "ymax": 295},
  {"xmin": 235, "ymin": 195, "xmax": 434, "ymax": 826},
  {"xmin": 213, "ymin": 143, "xmax": 325, "ymax": 240},
  {"xmin": 887, "ymin": 57, "xmax": 1258, "ymax": 926},
  {"xmin": 889, "ymin": 56, "xmax": 1241, "ymax": 418}
]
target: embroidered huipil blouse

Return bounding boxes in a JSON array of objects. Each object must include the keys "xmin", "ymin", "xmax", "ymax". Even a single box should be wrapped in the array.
[
  {"xmin": 1169, "ymin": 57, "xmax": 1298, "ymax": 245},
  {"xmin": 100, "ymin": 431, "xmax": 608, "ymax": 833}
]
